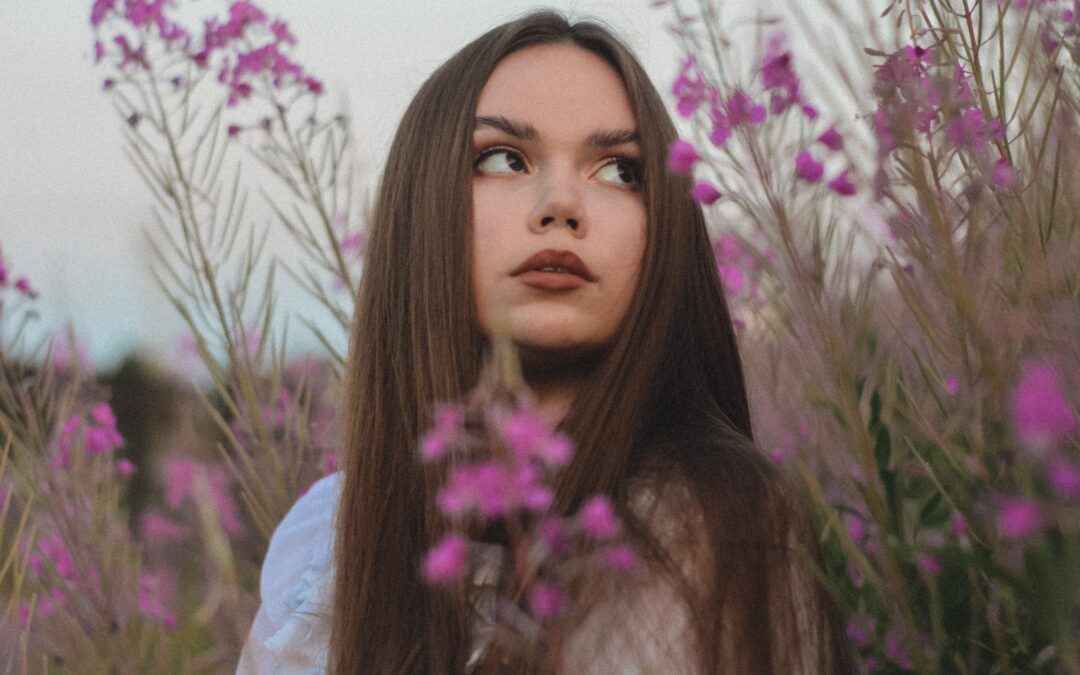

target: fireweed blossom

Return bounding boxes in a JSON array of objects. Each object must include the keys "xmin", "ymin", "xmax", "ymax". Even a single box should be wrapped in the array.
[
  {"xmin": 92, "ymin": 0, "xmax": 324, "ymax": 107},
  {"xmin": 420, "ymin": 392, "xmax": 639, "ymax": 627},
  {"xmin": 1011, "ymin": 362, "xmax": 1077, "ymax": 451}
]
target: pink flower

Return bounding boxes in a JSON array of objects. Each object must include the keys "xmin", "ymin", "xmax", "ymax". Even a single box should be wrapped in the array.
[
  {"xmin": 915, "ymin": 553, "xmax": 942, "ymax": 576},
  {"xmin": 422, "ymin": 534, "xmax": 469, "ymax": 584},
  {"xmin": 117, "ymin": 458, "xmax": 136, "ymax": 476},
  {"xmin": 998, "ymin": 497, "xmax": 1043, "ymax": 539},
  {"xmin": 672, "ymin": 57, "xmax": 708, "ymax": 118},
  {"xmin": 1011, "ymin": 362, "xmax": 1077, "ymax": 450},
  {"xmin": 502, "ymin": 409, "xmax": 547, "ymax": 458},
  {"xmin": 139, "ymin": 568, "xmax": 178, "ymax": 629},
  {"xmin": 725, "ymin": 91, "xmax": 766, "ymax": 126},
  {"xmin": 691, "ymin": 181, "xmax": 722, "ymax": 205},
  {"xmin": 603, "ymin": 544, "xmax": 638, "ymax": 572},
  {"xmin": 827, "ymin": 170, "xmax": 857, "ymax": 196},
  {"xmin": 991, "ymin": 157, "xmax": 1015, "ymax": 188},
  {"xmin": 846, "ymin": 613, "xmax": 876, "ymax": 648},
  {"xmin": 227, "ymin": 124, "xmax": 241, "ymax": 137},
  {"xmin": 579, "ymin": 495, "xmax": 619, "ymax": 540},
  {"xmin": 90, "ymin": 0, "xmax": 116, "ymax": 27},
  {"xmin": 538, "ymin": 518, "xmax": 569, "ymax": 555},
  {"xmin": 667, "ymin": 140, "xmax": 700, "ymax": 174},
  {"xmin": 528, "ymin": 583, "xmax": 565, "ymax": 619},
  {"xmin": 1048, "ymin": 457, "xmax": 1080, "ymax": 501},
  {"xmin": 946, "ymin": 108, "xmax": 993, "ymax": 151},
  {"xmin": 818, "ymin": 125, "xmax": 844, "ymax": 151},
  {"xmin": 950, "ymin": 512, "xmax": 967, "ymax": 538},
  {"xmin": 945, "ymin": 376, "xmax": 960, "ymax": 394},
  {"xmin": 270, "ymin": 19, "xmax": 296, "ymax": 45},
  {"xmin": 885, "ymin": 628, "xmax": 913, "ymax": 669},
  {"xmin": 760, "ymin": 35, "xmax": 801, "ymax": 114},
  {"xmin": 140, "ymin": 512, "xmax": 190, "ymax": 543},
  {"xmin": 794, "ymin": 151, "xmax": 824, "ymax": 183},
  {"xmin": 421, "ymin": 405, "xmax": 463, "ymax": 460},
  {"xmin": 718, "ymin": 264, "xmax": 745, "ymax": 294},
  {"xmin": 14, "ymin": 276, "xmax": 35, "ymax": 298},
  {"xmin": 845, "ymin": 514, "xmax": 866, "ymax": 543}
]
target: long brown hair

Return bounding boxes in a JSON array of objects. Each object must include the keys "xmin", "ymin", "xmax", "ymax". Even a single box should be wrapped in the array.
[{"xmin": 333, "ymin": 11, "xmax": 852, "ymax": 673}]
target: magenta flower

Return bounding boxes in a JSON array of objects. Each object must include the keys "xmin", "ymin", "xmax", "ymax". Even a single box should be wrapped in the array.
[
  {"xmin": 1048, "ymin": 457, "xmax": 1080, "ymax": 501},
  {"xmin": 725, "ymin": 91, "xmax": 766, "ymax": 126},
  {"xmin": 420, "ymin": 405, "xmax": 463, "ymax": 460},
  {"xmin": 945, "ymin": 376, "xmax": 961, "ymax": 394},
  {"xmin": 885, "ymin": 628, "xmax": 914, "ymax": 669},
  {"xmin": 537, "ymin": 517, "xmax": 570, "ymax": 555},
  {"xmin": 603, "ymin": 544, "xmax": 638, "ymax": 572},
  {"xmin": 667, "ymin": 140, "xmax": 700, "ymax": 174},
  {"xmin": 844, "ymin": 514, "xmax": 866, "ymax": 543},
  {"xmin": 915, "ymin": 553, "xmax": 942, "ymax": 576},
  {"xmin": 991, "ymin": 157, "xmax": 1015, "ymax": 188},
  {"xmin": 1011, "ymin": 362, "xmax": 1077, "ymax": 450},
  {"xmin": 14, "ymin": 276, "xmax": 36, "ymax": 298},
  {"xmin": 578, "ymin": 495, "xmax": 619, "ymax": 540},
  {"xmin": 827, "ymin": 170, "xmax": 857, "ymax": 196},
  {"xmin": 270, "ymin": 19, "xmax": 296, "ymax": 45},
  {"xmin": 794, "ymin": 151, "xmax": 824, "ymax": 183},
  {"xmin": 691, "ymin": 181, "xmax": 722, "ymax": 205},
  {"xmin": 90, "ymin": 0, "xmax": 116, "ymax": 27},
  {"xmin": 760, "ymin": 35, "xmax": 801, "ymax": 114},
  {"xmin": 422, "ymin": 534, "xmax": 469, "ymax": 584},
  {"xmin": 140, "ymin": 512, "xmax": 190, "ymax": 543},
  {"xmin": 818, "ymin": 125, "xmax": 844, "ymax": 151},
  {"xmin": 672, "ymin": 56, "xmax": 708, "ymax": 118},
  {"xmin": 227, "ymin": 124, "xmax": 241, "ymax": 138},
  {"xmin": 718, "ymin": 263, "xmax": 745, "ymax": 294},
  {"xmin": 946, "ymin": 108, "xmax": 995, "ymax": 151},
  {"xmin": 950, "ymin": 512, "xmax": 967, "ymax": 539},
  {"xmin": 528, "ymin": 583, "xmax": 565, "ymax": 619},
  {"xmin": 116, "ymin": 458, "xmax": 136, "ymax": 476},
  {"xmin": 998, "ymin": 497, "xmax": 1044, "ymax": 540}
]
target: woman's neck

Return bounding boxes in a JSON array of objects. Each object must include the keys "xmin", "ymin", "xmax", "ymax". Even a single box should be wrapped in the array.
[{"xmin": 518, "ymin": 345, "xmax": 604, "ymax": 423}]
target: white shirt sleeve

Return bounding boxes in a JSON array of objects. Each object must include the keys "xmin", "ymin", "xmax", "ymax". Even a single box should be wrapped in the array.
[{"xmin": 237, "ymin": 473, "xmax": 340, "ymax": 675}]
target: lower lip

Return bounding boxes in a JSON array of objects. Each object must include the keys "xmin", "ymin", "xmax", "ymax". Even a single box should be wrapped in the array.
[{"xmin": 516, "ymin": 270, "xmax": 589, "ymax": 291}]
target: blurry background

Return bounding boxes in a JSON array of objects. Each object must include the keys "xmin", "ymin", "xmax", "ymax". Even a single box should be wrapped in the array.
[{"xmin": 0, "ymin": 0, "xmax": 691, "ymax": 370}]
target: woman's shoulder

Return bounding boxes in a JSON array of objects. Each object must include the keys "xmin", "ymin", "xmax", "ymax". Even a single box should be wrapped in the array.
[{"xmin": 256, "ymin": 472, "xmax": 341, "ymax": 668}]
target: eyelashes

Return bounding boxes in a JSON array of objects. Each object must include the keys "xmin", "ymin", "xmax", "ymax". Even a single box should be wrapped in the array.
[{"xmin": 472, "ymin": 145, "xmax": 643, "ymax": 191}]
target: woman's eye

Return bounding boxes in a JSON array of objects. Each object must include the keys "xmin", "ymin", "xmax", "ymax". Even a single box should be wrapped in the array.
[
  {"xmin": 474, "ymin": 148, "xmax": 526, "ymax": 174},
  {"xmin": 596, "ymin": 158, "xmax": 642, "ymax": 189}
]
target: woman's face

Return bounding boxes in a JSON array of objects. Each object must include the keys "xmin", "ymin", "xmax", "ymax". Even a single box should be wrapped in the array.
[{"xmin": 471, "ymin": 44, "xmax": 647, "ymax": 357}]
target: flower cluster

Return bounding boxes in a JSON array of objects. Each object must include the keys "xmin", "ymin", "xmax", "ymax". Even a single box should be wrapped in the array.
[
  {"xmin": 91, "ymin": 0, "xmax": 322, "ymax": 108},
  {"xmin": 870, "ymin": 44, "xmax": 1013, "ymax": 194},
  {"xmin": 668, "ymin": 33, "xmax": 858, "ymax": 201},
  {"xmin": 52, "ymin": 402, "xmax": 126, "ymax": 471},
  {"xmin": 0, "ymin": 245, "xmax": 38, "ymax": 311},
  {"xmin": 420, "ymin": 393, "xmax": 637, "ymax": 637}
]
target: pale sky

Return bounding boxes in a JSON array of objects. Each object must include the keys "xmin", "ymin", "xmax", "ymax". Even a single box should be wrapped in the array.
[{"xmin": 0, "ymin": 0, "xmax": 749, "ymax": 369}]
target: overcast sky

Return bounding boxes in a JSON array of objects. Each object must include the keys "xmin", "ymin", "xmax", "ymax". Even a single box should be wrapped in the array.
[{"xmin": 0, "ymin": 0, "xmax": 749, "ymax": 369}]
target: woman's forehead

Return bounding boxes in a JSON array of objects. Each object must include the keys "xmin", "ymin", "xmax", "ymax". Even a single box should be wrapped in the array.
[{"xmin": 475, "ymin": 44, "xmax": 637, "ymax": 138}]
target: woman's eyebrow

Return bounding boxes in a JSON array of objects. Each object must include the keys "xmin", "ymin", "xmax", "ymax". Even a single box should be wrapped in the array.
[
  {"xmin": 586, "ymin": 129, "xmax": 639, "ymax": 149},
  {"xmin": 474, "ymin": 115, "xmax": 639, "ymax": 148},
  {"xmin": 474, "ymin": 115, "xmax": 538, "ymax": 140}
]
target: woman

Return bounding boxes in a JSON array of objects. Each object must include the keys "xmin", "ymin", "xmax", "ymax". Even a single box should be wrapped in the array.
[{"xmin": 241, "ymin": 10, "xmax": 852, "ymax": 674}]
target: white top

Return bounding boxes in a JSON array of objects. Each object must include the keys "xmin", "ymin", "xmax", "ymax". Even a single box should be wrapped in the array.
[{"xmin": 237, "ymin": 472, "xmax": 699, "ymax": 674}]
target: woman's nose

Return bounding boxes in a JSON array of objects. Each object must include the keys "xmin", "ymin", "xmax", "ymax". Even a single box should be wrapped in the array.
[{"xmin": 529, "ymin": 169, "xmax": 585, "ymax": 236}]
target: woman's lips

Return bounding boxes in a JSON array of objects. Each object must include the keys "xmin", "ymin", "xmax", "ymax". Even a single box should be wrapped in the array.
[
  {"xmin": 511, "ymin": 248, "xmax": 594, "ymax": 291},
  {"xmin": 516, "ymin": 269, "xmax": 588, "ymax": 291}
]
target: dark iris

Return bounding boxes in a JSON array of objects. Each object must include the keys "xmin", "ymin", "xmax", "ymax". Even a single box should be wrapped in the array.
[{"xmin": 616, "ymin": 159, "xmax": 643, "ymax": 188}]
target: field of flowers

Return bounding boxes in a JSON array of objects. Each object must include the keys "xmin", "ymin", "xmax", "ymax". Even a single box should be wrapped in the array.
[{"xmin": 1, "ymin": 0, "xmax": 1078, "ymax": 672}]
